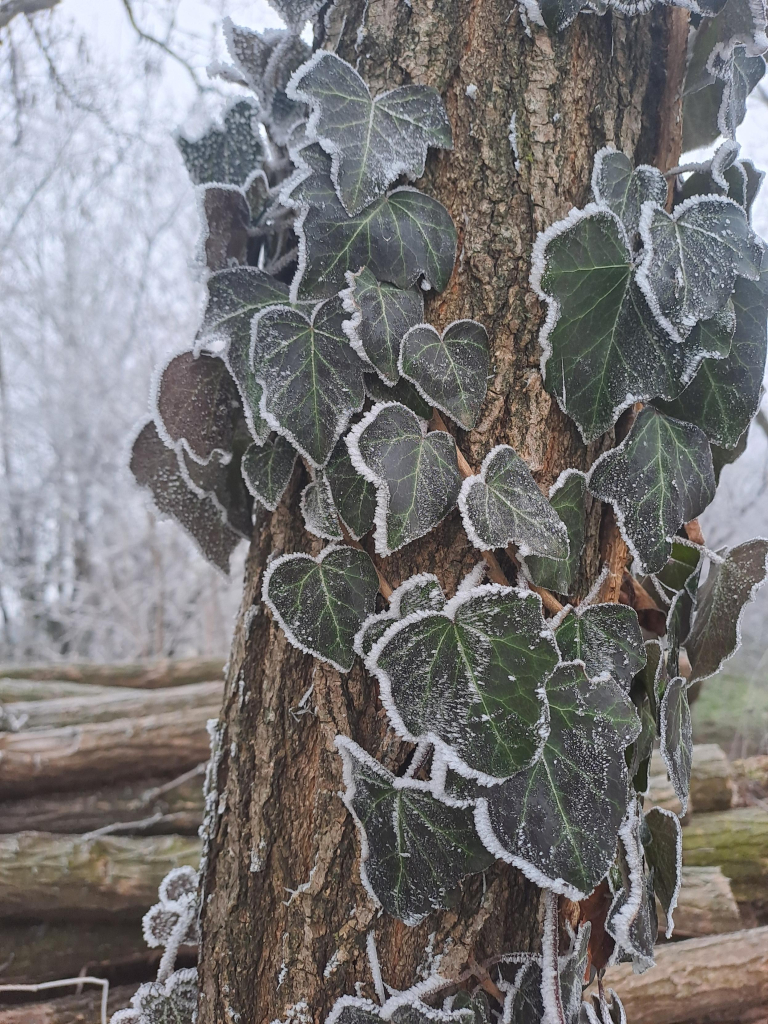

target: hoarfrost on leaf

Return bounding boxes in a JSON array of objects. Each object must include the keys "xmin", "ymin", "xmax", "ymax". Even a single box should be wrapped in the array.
[
  {"xmin": 301, "ymin": 471, "xmax": 343, "ymax": 540},
  {"xmin": 325, "ymin": 436, "xmax": 377, "ymax": 540},
  {"xmin": 354, "ymin": 572, "xmax": 445, "ymax": 659},
  {"xmin": 289, "ymin": 52, "xmax": 452, "ymax": 215},
  {"xmin": 367, "ymin": 583, "xmax": 557, "ymax": 783},
  {"xmin": 643, "ymin": 806, "xmax": 683, "ymax": 939},
  {"xmin": 659, "ymin": 676, "xmax": 693, "ymax": 815},
  {"xmin": 364, "ymin": 372, "xmax": 432, "ymax": 420},
  {"xmin": 591, "ymin": 148, "xmax": 667, "ymax": 238},
  {"xmin": 110, "ymin": 968, "xmax": 199, "ymax": 1024},
  {"xmin": 176, "ymin": 99, "xmax": 263, "ymax": 187},
  {"xmin": 262, "ymin": 544, "xmax": 380, "ymax": 672},
  {"xmin": 520, "ymin": 469, "xmax": 587, "ymax": 595},
  {"xmin": 605, "ymin": 801, "xmax": 656, "ymax": 973},
  {"xmin": 241, "ymin": 435, "xmax": 298, "ymax": 511},
  {"xmin": 554, "ymin": 604, "xmax": 646, "ymax": 691}
]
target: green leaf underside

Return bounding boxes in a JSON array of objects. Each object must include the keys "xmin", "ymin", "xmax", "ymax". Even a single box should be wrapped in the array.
[
  {"xmin": 459, "ymin": 446, "xmax": 569, "ymax": 558},
  {"xmin": 685, "ymin": 538, "xmax": 768, "ymax": 684},
  {"xmin": 655, "ymin": 255, "xmax": 768, "ymax": 448},
  {"xmin": 263, "ymin": 545, "xmax": 380, "ymax": 672},
  {"xmin": 291, "ymin": 52, "xmax": 452, "ymax": 215},
  {"xmin": 644, "ymin": 806, "xmax": 683, "ymax": 938},
  {"xmin": 301, "ymin": 473, "xmax": 343, "ymax": 540},
  {"xmin": 342, "ymin": 267, "xmax": 424, "ymax": 385},
  {"xmin": 555, "ymin": 604, "xmax": 646, "ymax": 690},
  {"xmin": 659, "ymin": 675, "xmax": 693, "ymax": 815},
  {"xmin": 156, "ymin": 352, "xmax": 242, "ymax": 464},
  {"xmin": 522, "ymin": 470, "xmax": 587, "ymax": 595},
  {"xmin": 130, "ymin": 422, "xmax": 241, "ymax": 574},
  {"xmin": 399, "ymin": 320, "xmax": 490, "ymax": 430},
  {"xmin": 337, "ymin": 739, "xmax": 491, "ymax": 924},
  {"xmin": 592, "ymin": 149, "xmax": 667, "ymax": 237},
  {"xmin": 371, "ymin": 586, "xmax": 557, "ymax": 782},
  {"xmin": 478, "ymin": 662, "xmax": 640, "ymax": 899},
  {"xmin": 325, "ymin": 437, "xmax": 376, "ymax": 540},
  {"xmin": 538, "ymin": 207, "xmax": 721, "ymax": 442},
  {"xmin": 241, "ymin": 436, "xmax": 297, "ymax": 511},
  {"xmin": 349, "ymin": 402, "xmax": 461, "ymax": 555},
  {"xmin": 363, "ymin": 372, "xmax": 432, "ymax": 419},
  {"xmin": 177, "ymin": 100, "xmax": 263, "ymax": 186},
  {"xmin": 588, "ymin": 407, "xmax": 716, "ymax": 574},
  {"xmin": 252, "ymin": 298, "xmax": 366, "ymax": 468}
]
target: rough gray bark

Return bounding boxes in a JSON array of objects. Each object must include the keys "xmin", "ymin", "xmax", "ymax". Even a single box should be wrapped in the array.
[{"xmin": 197, "ymin": 4, "xmax": 690, "ymax": 1023}]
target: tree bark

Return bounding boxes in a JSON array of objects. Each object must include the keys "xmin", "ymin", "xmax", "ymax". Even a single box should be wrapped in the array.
[{"xmin": 197, "ymin": 4, "xmax": 689, "ymax": 1023}]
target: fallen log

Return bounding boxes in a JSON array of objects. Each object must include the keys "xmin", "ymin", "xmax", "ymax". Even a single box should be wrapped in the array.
[
  {"xmin": 683, "ymin": 807, "xmax": 768, "ymax": 904},
  {"xmin": 0, "ymin": 681, "xmax": 223, "ymax": 731},
  {"xmin": 732, "ymin": 754, "xmax": 768, "ymax": 805},
  {"xmin": 0, "ymin": 656, "xmax": 224, "ymax": 689},
  {"xmin": 660, "ymin": 866, "xmax": 741, "ymax": 938},
  {"xmin": 604, "ymin": 926, "xmax": 768, "ymax": 1024},
  {"xmin": 0, "ymin": 706, "xmax": 220, "ymax": 798},
  {"xmin": 647, "ymin": 744, "xmax": 734, "ymax": 815},
  {"xmin": 0, "ymin": 770, "xmax": 204, "ymax": 835},
  {"xmin": 0, "ymin": 832, "xmax": 201, "ymax": 920},
  {"xmin": 0, "ymin": 983, "xmax": 137, "ymax": 1023},
  {"xmin": 0, "ymin": 681, "xmax": 122, "ymax": 704}
]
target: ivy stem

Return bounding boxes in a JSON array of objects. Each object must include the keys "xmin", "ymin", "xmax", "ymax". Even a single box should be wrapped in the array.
[{"xmin": 428, "ymin": 409, "xmax": 564, "ymax": 615}]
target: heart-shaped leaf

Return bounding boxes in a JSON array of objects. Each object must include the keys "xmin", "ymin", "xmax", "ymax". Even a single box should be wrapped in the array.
[
  {"xmin": 324, "ymin": 436, "xmax": 376, "ymax": 541},
  {"xmin": 354, "ymin": 572, "xmax": 446, "ymax": 659},
  {"xmin": 643, "ymin": 806, "xmax": 682, "ymax": 939},
  {"xmin": 130, "ymin": 421, "xmax": 242, "ymax": 574},
  {"xmin": 180, "ymin": 429, "xmax": 253, "ymax": 539},
  {"xmin": 252, "ymin": 297, "xmax": 367, "ymax": 468},
  {"xmin": 659, "ymin": 676, "xmax": 693, "ymax": 815},
  {"xmin": 300, "ymin": 472, "xmax": 343, "ymax": 540},
  {"xmin": 588, "ymin": 407, "xmax": 716, "ymax": 574},
  {"xmin": 289, "ymin": 52, "xmax": 452, "ymax": 215},
  {"xmin": 335, "ymin": 737, "xmax": 491, "ymax": 924},
  {"xmin": 262, "ymin": 544, "xmax": 380, "ymax": 672},
  {"xmin": 111, "ymin": 968, "xmax": 199, "ymax": 1024},
  {"xmin": 475, "ymin": 661, "xmax": 640, "ymax": 899},
  {"xmin": 458, "ymin": 445, "xmax": 569, "ymax": 558},
  {"xmin": 592, "ymin": 148, "xmax": 667, "ymax": 237},
  {"xmin": 636, "ymin": 194, "xmax": 761, "ymax": 344},
  {"xmin": 347, "ymin": 402, "xmax": 461, "ymax": 556},
  {"xmin": 367, "ymin": 584, "xmax": 557, "ymax": 783},
  {"xmin": 399, "ymin": 320, "xmax": 490, "ymax": 430},
  {"xmin": 554, "ymin": 604, "xmax": 646, "ymax": 691},
  {"xmin": 176, "ymin": 99, "xmax": 263, "ymax": 186},
  {"xmin": 520, "ymin": 469, "xmax": 587, "ymax": 595},
  {"xmin": 241, "ymin": 436, "xmax": 297, "ymax": 512},
  {"xmin": 341, "ymin": 267, "xmax": 424, "ymax": 385},
  {"xmin": 685, "ymin": 538, "xmax": 768, "ymax": 684},
  {"xmin": 532, "ymin": 205, "xmax": 721, "ymax": 442},
  {"xmin": 200, "ymin": 185, "xmax": 250, "ymax": 272},
  {"xmin": 363, "ymin": 372, "xmax": 432, "ymax": 419}
]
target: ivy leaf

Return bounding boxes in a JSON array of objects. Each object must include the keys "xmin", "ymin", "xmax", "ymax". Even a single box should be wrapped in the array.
[
  {"xmin": 335, "ymin": 737, "xmax": 492, "ymax": 924},
  {"xmin": 636, "ymin": 195, "xmax": 761, "ymax": 344},
  {"xmin": 533, "ymin": 205, "xmax": 721, "ymax": 442},
  {"xmin": 521, "ymin": 469, "xmax": 587, "ymax": 595},
  {"xmin": 718, "ymin": 51, "xmax": 768, "ymax": 140},
  {"xmin": 458, "ymin": 445, "xmax": 569, "ymax": 559},
  {"xmin": 536, "ymin": 0, "xmax": 591, "ymax": 33},
  {"xmin": 367, "ymin": 584, "xmax": 557, "ymax": 783},
  {"xmin": 325, "ymin": 436, "xmax": 376, "ymax": 540},
  {"xmin": 341, "ymin": 267, "xmax": 424, "ymax": 386},
  {"xmin": 685, "ymin": 538, "xmax": 768, "ymax": 684},
  {"xmin": 176, "ymin": 100, "xmax": 263, "ymax": 186},
  {"xmin": 347, "ymin": 402, "xmax": 461, "ymax": 556},
  {"xmin": 130, "ymin": 421, "xmax": 242, "ymax": 574},
  {"xmin": 399, "ymin": 320, "xmax": 490, "ymax": 430},
  {"xmin": 591, "ymin": 148, "xmax": 667, "ymax": 237},
  {"xmin": 554, "ymin": 604, "xmax": 646, "ymax": 691},
  {"xmin": 364, "ymin": 372, "xmax": 433, "ymax": 419},
  {"xmin": 606, "ymin": 802, "xmax": 656, "ymax": 973},
  {"xmin": 289, "ymin": 52, "xmax": 452, "ymax": 215},
  {"xmin": 580, "ymin": 991, "xmax": 627, "ymax": 1024},
  {"xmin": 241, "ymin": 436, "xmax": 297, "ymax": 512},
  {"xmin": 200, "ymin": 185, "xmax": 250, "ymax": 272},
  {"xmin": 262, "ymin": 544, "xmax": 380, "ymax": 672},
  {"xmin": 633, "ymin": 638, "xmax": 665, "ymax": 724},
  {"xmin": 667, "ymin": 566, "xmax": 701, "ymax": 680},
  {"xmin": 659, "ymin": 676, "xmax": 693, "ymax": 815},
  {"xmin": 653, "ymin": 540, "xmax": 702, "ymax": 602},
  {"xmin": 111, "ymin": 968, "xmax": 199, "ymax": 1024},
  {"xmin": 180, "ymin": 432, "xmax": 253, "ymax": 538},
  {"xmin": 643, "ymin": 806, "xmax": 683, "ymax": 939},
  {"xmin": 475, "ymin": 662, "xmax": 640, "ymax": 900},
  {"xmin": 252, "ymin": 297, "xmax": 367, "ymax": 468},
  {"xmin": 326, "ymin": 998, "xmax": 474, "ymax": 1024},
  {"xmin": 154, "ymin": 351, "xmax": 242, "ymax": 465},
  {"xmin": 287, "ymin": 153, "xmax": 457, "ymax": 299},
  {"xmin": 682, "ymin": 50, "xmax": 765, "ymax": 151},
  {"xmin": 587, "ymin": 407, "xmax": 716, "ymax": 574},
  {"xmin": 654, "ymin": 255, "xmax": 768, "ymax": 448},
  {"xmin": 301, "ymin": 472, "xmax": 343, "ymax": 540},
  {"xmin": 712, "ymin": 425, "xmax": 749, "ymax": 482},
  {"xmin": 354, "ymin": 572, "xmax": 445, "ymax": 659},
  {"xmin": 675, "ymin": 142, "xmax": 764, "ymax": 219}
]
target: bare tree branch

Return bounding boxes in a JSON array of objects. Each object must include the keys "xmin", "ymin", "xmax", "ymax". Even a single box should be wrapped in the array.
[
  {"xmin": 0, "ymin": 0, "xmax": 59, "ymax": 30},
  {"xmin": 119, "ymin": 0, "xmax": 209, "ymax": 93}
]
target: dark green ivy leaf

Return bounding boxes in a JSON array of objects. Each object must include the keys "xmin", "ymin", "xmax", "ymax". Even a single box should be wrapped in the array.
[
  {"xmin": 554, "ymin": 604, "xmax": 646, "ymax": 691},
  {"xmin": 301, "ymin": 472, "xmax": 343, "ymax": 540},
  {"xmin": 685, "ymin": 539, "xmax": 768, "ymax": 684},
  {"xmin": 347, "ymin": 402, "xmax": 461, "ymax": 556},
  {"xmin": 325, "ymin": 436, "xmax": 376, "ymax": 541},
  {"xmin": 666, "ymin": 558, "xmax": 702, "ymax": 679},
  {"xmin": 606, "ymin": 802, "xmax": 656, "ymax": 973},
  {"xmin": 180, "ymin": 424, "xmax": 253, "ymax": 539},
  {"xmin": 659, "ymin": 676, "xmax": 693, "ymax": 815},
  {"xmin": 368, "ymin": 585, "xmax": 557, "ymax": 783},
  {"xmin": 399, "ymin": 320, "xmax": 490, "ymax": 430},
  {"xmin": 643, "ymin": 806, "xmax": 682, "ymax": 939},
  {"xmin": 241, "ymin": 436, "xmax": 297, "ymax": 512},
  {"xmin": 252, "ymin": 297, "xmax": 367, "ymax": 468},
  {"xmin": 476, "ymin": 661, "xmax": 640, "ymax": 899},
  {"xmin": 591, "ymin": 148, "xmax": 667, "ymax": 237},
  {"xmin": 536, "ymin": 0, "xmax": 591, "ymax": 33},
  {"xmin": 341, "ymin": 267, "xmax": 424, "ymax": 385},
  {"xmin": 354, "ymin": 572, "xmax": 445, "ymax": 659},
  {"xmin": 262, "ymin": 544, "xmax": 380, "ymax": 672},
  {"xmin": 336, "ymin": 737, "xmax": 492, "ymax": 924},
  {"xmin": 363, "ymin": 372, "xmax": 432, "ymax": 419},
  {"xmin": 588, "ymin": 407, "xmax": 716, "ymax": 574},
  {"xmin": 176, "ymin": 100, "xmax": 263, "ymax": 186},
  {"xmin": 712, "ymin": 424, "xmax": 749, "ymax": 482},
  {"xmin": 289, "ymin": 52, "xmax": 452, "ymax": 216},
  {"xmin": 458, "ymin": 445, "xmax": 569, "ymax": 559},
  {"xmin": 521, "ymin": 469, "xmax": 587, "ymax": 595}
]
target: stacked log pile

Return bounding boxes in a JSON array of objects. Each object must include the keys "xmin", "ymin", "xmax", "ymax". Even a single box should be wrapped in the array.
[{"xmin": 0, "ymin": 659, "xmax": 221, "ymax": 1020}]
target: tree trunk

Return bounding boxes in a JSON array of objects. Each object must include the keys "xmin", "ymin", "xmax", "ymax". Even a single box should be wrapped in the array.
[{"xmin": 197, "ymin": 4, "xmax": 689, "ymax": 1022}]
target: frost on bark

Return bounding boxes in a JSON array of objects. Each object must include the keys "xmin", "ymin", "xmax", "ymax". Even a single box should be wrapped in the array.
[{"xmin": 197, "ymin": 3, "xmax": 688, "ymax": 1022}]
